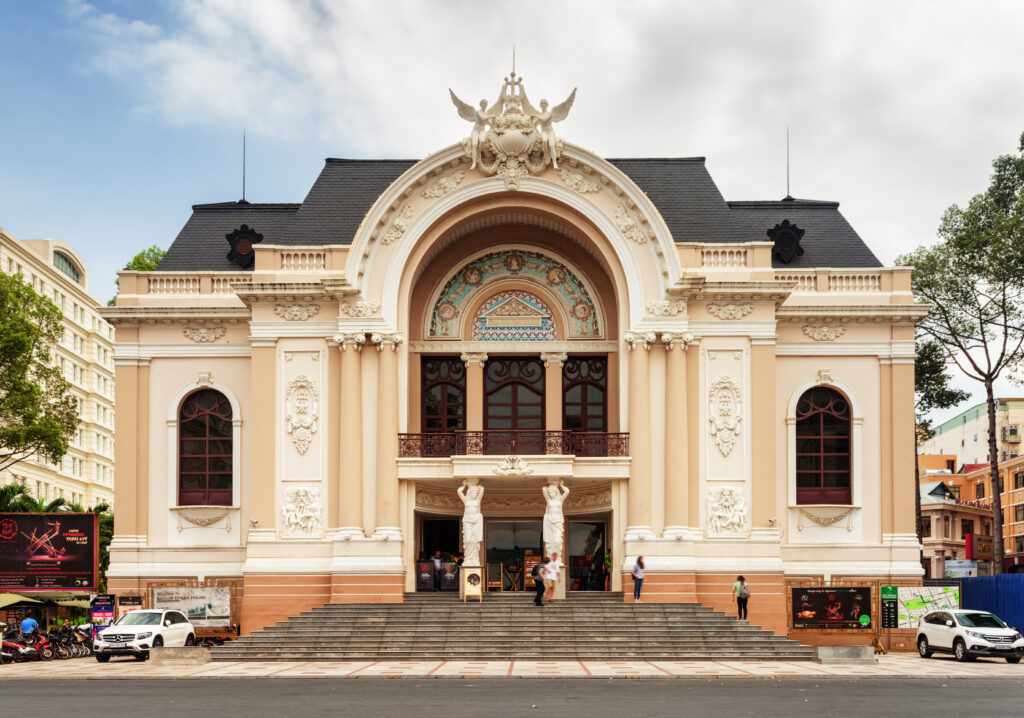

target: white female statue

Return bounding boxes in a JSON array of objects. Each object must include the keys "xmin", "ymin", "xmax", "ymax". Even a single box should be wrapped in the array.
[
  {"xmin": 458, "ymin": 479, "xmax": 485, "ymax": 567},
  {"xmin": 542, "ymin": 480, "xmax": 570, "ymax": 559}
]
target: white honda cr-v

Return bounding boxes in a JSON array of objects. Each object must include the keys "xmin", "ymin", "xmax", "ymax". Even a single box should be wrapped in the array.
[
  {"xmin": 93, "ymin": 609, "xmax": 196, "ymax": 662},
  {"xmin": 917, "ymin": 609, "xmax": 1024, "ymax": 663}
]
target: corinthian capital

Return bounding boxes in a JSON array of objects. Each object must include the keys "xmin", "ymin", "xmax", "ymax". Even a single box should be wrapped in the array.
[
  {"xmin": 624, "ymin": 331, "xmax": 657, "ymax": 351},
  {"xmin": 371, "ymin": 332, "xmax": 404, "ymax": 351},
  {"xmin": 661, "ymin": 332, "xmax": 696, "ymax": 350},
  {"xmin": 332, "ymin": 332, "xmax": 366, "ymax": 351}
]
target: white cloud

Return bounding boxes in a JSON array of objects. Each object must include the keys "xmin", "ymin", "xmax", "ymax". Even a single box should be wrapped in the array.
[{"xmin": 68, "ymin": 0, "xmax": 1024, "ymax": 270}]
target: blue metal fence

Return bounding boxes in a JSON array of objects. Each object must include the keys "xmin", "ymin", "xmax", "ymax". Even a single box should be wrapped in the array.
[{"xmin": 959, "ymin": 575, "xmax": 1024, "ymax": 630}]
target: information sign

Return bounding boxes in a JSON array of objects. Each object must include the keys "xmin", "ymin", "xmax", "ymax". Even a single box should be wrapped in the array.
[
  {"xmin": 462, "ymin": 567, "xmax": 483, "ymax": 602},
  {"xmin": 944, "ymin": 559, "xmax": 977, "ymax": 578},
  {"xmin": 91, "ymin": 594, "xmax": 115, "ymax": 625},
  {"xmin": 0, "ymin": 513, "xmax": 98, "ymax": 591},
  {"xmin": 965, "ymin": 534, "xmax": 994, "ymax": 562},
  {"xmin": 117, "ymin": 595, "xmax": 143, "ymax": 620},
  {"xmin": 151, "ymin": 586, "xmax": 232, "ymax": 627},
  {"xmin": 880, "ymin": 586, "xmax": 899, "ymax": 629},
  {"xmin": 791, "ymin": 587, "xmax": 872, "ymax": 629}
]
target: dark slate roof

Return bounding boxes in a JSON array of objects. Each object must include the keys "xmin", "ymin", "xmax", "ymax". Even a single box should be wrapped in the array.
[
  {"xmin": 727, "ymin": 199, "xmax": 881, "ymax": 268},
  {"xmin": 156, "ymin": 157, "xmax": 881, "ymax": 271}
]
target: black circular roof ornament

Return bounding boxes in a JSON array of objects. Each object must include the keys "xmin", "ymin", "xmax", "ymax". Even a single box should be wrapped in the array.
[
  {"xmin": 767, "ymin": 219, "xmax": 805, "ymax": 264},
  {"xmin": 226, "ymin": 224, "xmax": 264, "ymax": 269}
]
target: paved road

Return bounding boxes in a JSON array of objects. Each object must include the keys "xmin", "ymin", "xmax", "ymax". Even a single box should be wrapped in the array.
[{"xmin": 3, "ymin": 678, "xmax": 1023, "ymax": 717}]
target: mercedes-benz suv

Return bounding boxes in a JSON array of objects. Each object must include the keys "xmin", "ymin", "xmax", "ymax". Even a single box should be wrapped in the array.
[{"xmin": 93, "ymin": 609, "xmax": 196, "ymax": 662}]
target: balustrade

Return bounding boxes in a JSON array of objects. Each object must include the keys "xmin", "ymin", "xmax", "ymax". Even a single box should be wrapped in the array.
[{"xmin": 398, "ymin": 431, "xmax": 629, "ymax": 458}]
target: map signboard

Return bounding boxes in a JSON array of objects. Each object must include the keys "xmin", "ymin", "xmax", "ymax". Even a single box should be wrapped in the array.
[
  {"xmin": 0, "ymin": 513, "xmax": 98, "ymax": 591},
  {"xmin": 893, "ymin": 586, "xmax": 960, "ymax": 628},
  {"xmin": 151, "ymin": 586, "xmax": 232, "ymax": 628}
]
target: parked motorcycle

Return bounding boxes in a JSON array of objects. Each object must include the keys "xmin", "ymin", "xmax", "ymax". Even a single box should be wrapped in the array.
[{"xmin": 1, "ymin": 630, "xmax": 42, "ymax": 663}]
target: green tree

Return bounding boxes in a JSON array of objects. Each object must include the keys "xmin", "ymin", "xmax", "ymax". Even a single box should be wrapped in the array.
[
  {"xmin": 899, "ymin": 132, "xmax": 1024, "ymax": 573},
  {"xmin": 913, "ymin": 339, "xmax": 969, "ymax": 546},
  {"xmin": 12, "ymin": 493, "xmax": 69, "ymax": 513},
  {"xmin": 0, "ymin": 481, "xmax": 31, "ymax": 511},
  {"xmin": 108, "ymin": 244, "xmax": 166, "ymax": 305},
  {"xmin": 0, "ymin": 272, "xmax": 79, "ymax": 474}
]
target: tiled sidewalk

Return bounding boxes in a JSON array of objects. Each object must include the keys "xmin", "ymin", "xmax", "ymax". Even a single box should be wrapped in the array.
[{"xmin": 1, "ymin": 653, "xmax": 1021, "ymax": 679}]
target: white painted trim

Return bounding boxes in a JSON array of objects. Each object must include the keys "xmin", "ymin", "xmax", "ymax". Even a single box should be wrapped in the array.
[
  {"xmin": 247, "ymin": 321, "xmax": 338, "ymax": 338},
  {"xmin": 776, "ymin": 341, "xmax": 915, "ymax": 357},
  {"xmin": 785, "ymin": 377, "xmax": 863, "ymax": 509},
  {"xmin": 115, "ymin": 344, "xmax": 252, "ymax": 359},
  {"xmin": 408, "ymin": 340, "xmax": 618, "ymax": 354}
]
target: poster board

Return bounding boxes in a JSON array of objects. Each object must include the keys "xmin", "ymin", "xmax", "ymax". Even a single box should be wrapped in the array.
[
  {"xmin": 892, "ymin": 586, "xmax": 959, "ymax": 628},
  {"xmin": 944, "ymin": 559, "xmax": 977, "ymax": 578},
  {"xmin": 151, "ymin": 586, "xmax": 232, "ymax": 627},
  {"xmin": 117, "ymin": 595, "xmax": 143, "ymax": 620},
  {"xmin": 462, "ymin": 567, "xmax": 482, "ymax": 602},
  {"xmin": 0, "ymin": 513, "xmax": 98, "ymax": 591},
  {"xmin": 791, "ymin": 587, "xmax": 872, "ymax": 629}
]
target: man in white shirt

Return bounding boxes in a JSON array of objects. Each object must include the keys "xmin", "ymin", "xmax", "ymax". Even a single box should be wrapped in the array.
[{"xmin": 431, "ymin": 551, "xmax": 443, "ymax": 591}]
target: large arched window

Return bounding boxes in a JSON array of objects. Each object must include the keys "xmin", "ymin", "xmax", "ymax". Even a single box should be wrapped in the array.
[
  {"xmin": 178, "ymin": 389, "xmax": 233, "ymax": 506},
  {"xmin": 795, "ymin": 386, "xmax": 852, "ymax": 505}
]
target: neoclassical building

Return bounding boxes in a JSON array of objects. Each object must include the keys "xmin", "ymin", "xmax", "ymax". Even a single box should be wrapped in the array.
[{"xmin": 103, "ymin": 75, "xmax": 924, "ymax": 636}]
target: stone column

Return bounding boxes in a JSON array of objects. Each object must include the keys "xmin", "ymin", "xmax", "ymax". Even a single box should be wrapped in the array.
[
  {"xmin": 373, "ymin": 332, "xmax": 403, "ymax": 539},
  {"xmin": 662, "ymin": 333, "xmax": 691, "ymax": 538},
  {"xmin": 625, "ymin": 331, "xmax": 656, "ymax": 540},
  {"xmin": 334, "ymin": 332, "xmax": 365, "ymax": 538},
  {"xmin": 541, "ymin": 352, "xmax": 567, "ymax": 433},
  {"xmin": 461, "ymin": 352, "xmax": 487, "ymax": 435}
]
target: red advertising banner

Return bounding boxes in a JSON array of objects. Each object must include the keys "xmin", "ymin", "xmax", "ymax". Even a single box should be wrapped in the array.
[
  {"xmin": 0, "ymin": 513, "xmax": 98, "ymax": 591},
  {"xmin": 965, "ymin": 534, "xmax": 994, "ymax": 561}
]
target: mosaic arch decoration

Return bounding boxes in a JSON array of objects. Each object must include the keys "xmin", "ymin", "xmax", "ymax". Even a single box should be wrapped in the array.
[
  {"xmin": 428, "ymin": 249, "xmax": 602, "ymax": 339},
  {"xmin": 472, "ymin": 290, "xmax": 555, "ymax": 341}
]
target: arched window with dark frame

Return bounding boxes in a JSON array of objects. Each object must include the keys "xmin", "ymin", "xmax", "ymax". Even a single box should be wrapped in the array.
[
  {"xmin": 795, "ymin": 386, "xmax": 851, "ymax": 505},
  {"xmin": 178, "ymin": 389, "xmax": 233, "ymax": 506}
]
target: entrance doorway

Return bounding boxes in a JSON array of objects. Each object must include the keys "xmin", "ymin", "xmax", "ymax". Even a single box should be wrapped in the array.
[
  {"xmin": 421, "ymin": 518, "xmax": 460, "ymax": 559},
  {"xmin": 484, "ymin": 519, "xmax": 542, "ymax": 591},
  {"xmin": 568, "ymin": 520, "xmax": 607, "ymax": 591}
]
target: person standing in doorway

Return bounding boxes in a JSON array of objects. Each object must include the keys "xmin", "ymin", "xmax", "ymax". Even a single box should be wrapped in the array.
[
  {"xmin": 431, "ymin": 550, "xmax": 443, "ymax": 591},
  {"xmin": 544, "ymin": 552, "xmax": 561, "ymax": 602},
  {"xmin": 631, "ymin": 557, "xmax": 645, "ymax": 603},
  {"xmin": 733, "ymin": 575, "xmax": 749, "ymax": 620},
  {"xmin": 533, "ymin": 556, "xmax": 548, "ymax": 606}
]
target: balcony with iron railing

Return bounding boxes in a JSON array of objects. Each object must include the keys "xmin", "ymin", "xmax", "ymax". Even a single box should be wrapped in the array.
[{"xmin": 398, "ymin": 430, "xmax": 629, "ymax": 458}]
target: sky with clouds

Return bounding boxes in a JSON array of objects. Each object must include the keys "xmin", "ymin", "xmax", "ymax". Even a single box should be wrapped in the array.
[{"xmin": 2, "ymin": 0, "xmax": 1024, "ymax": 421}]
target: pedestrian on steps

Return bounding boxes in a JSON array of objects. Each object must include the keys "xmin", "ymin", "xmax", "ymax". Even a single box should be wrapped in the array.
[
  {"xmin": 533, "ymin": 557, "xmax": 548, "ymax": 606},
  {"xmin": 631, "ymin": 557, "xmax": 645, "ymax": 603},
  {"xmin": 544, "ymin": 553, "xmax": 561, "ymax": 602},
  {"xmin": 431, "ymin": 550, "xmax": 443, "ymax": 591},
  {"xmin": 733, "ymin": 575, "xmax": 750, "ymax": 620}
]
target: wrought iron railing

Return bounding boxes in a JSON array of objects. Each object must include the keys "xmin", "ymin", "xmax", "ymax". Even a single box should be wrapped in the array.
[{"xmin": 398, "ymin": 431, "xmax": 629, "ymax": 458}]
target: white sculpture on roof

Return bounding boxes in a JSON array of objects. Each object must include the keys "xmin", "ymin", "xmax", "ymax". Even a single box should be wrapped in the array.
[{"xmin": 450, "ymin": 71, "xmax": 576, "ymax": 189}]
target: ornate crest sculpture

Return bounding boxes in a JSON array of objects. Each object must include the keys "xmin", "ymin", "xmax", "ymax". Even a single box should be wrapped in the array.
[{"xmin": 450, "ymin": 72, "xmax": 576, "ymax": 190}]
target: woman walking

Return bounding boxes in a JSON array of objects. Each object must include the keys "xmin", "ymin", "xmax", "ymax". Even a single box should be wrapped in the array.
[
  {"xmin": 732, "ymin": 575, "xmax": 750, "ymax": 620},
  {"xmin": 631, "ymin": 556, "xmax": 645, "ymax": 603}
]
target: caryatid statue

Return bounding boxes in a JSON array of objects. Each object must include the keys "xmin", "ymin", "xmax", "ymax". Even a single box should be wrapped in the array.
[
  {"xmin": 542, "ymin": 480, "xmax": 570, "ymax": 560},
  {"xmin": 449, "ymin": 89, "xmax": 504, "ymax": 171},
  {"xmin": 458, "ymin": 478, "xmax": 485, "ymax": 567}
]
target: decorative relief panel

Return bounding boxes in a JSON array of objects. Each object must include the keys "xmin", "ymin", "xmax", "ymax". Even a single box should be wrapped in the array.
[
  {"xmin": 422, "ymin": 168, "xmax": 465, "ymax": 198},
  {"xmin": 614, "ymin": 205, "xmax": 649, "ymax": 244},
  {"xmin": 706, "ymin": 487, "xmax": 748, "ymax": 537},
  {"xmin": 558, "ymin": 167, "xmax": 602, "ymax": 193},
  {"xmin": 802, "ymin": 324, "xmax": 846, "ymax": 341},
  {"xmin": 281, "ymin": 487, "xmax": 322, "ymax": 538},
  {"xmin": 429, "ymin": 249, "xmax": 601, "ymax": 339},
  {"xmin": 285, "ymin": 375, "xmax": 319, "ymax": 455},
  {"xmin": 706, "ymin": 303, "xmax": 753, "ymax": 320},
  {"xmin": 339, "ymin": 300, "xmax": 380, "ymax": 318},
  {"xmin": 381, "ymin": 204, "xmax": 414, "ymax": 245},
  {"xmin": 416, "ymin": 488, "xmax": 611, "ymax": 514},
  {"xmin": 645, "ymin": 299, "xmax": 685, "ymax": 317},
  {"xmin": 274, "ymin": 304, "xmax": 320, "ymax": 321},
  {"xmin": 708, "ymin": 376, "xmax": 742, "ymax": 457},
  {"xmin": 183, "ymin": 326, "xmax": 225, "ymax": 343}
]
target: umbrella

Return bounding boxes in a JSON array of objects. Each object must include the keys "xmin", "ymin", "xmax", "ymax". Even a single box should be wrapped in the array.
[{"xmin": 0, "ymin": 593, "xmax": 43, "ymax": 610}]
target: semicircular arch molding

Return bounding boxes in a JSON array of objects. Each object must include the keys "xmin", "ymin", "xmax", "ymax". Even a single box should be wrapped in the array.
[
  {"xmin": 348, "ymin": 142, "xmax": 681, "ymax": 329},
  {"xmin": 427, "ymin": 247, "xmax": 603, "ymax": 341}
]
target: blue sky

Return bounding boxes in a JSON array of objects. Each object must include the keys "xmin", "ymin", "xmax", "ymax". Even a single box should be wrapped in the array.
[{"xmin": 3, "ymin": 1, "xmax": 1024, "ymax": 419}]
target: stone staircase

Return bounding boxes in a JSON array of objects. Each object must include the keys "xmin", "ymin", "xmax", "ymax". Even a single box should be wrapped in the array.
[{"xmin": 212, "ymin": 592, "xmax": 814, "ymax": 661}]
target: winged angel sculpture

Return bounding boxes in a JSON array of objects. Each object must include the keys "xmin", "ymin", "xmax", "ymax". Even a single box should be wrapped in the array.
[{"xmin": 450, "ymin": 74, "xmax": 576, "ymax": 188}]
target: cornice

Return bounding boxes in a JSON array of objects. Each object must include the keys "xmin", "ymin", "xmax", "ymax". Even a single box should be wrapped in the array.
[
  {"xmin": 99, "ymin": 307, "xmax": 251, "ymax": 327},
  {"xmin": 233, "ymin": 281, "xmax": 337, "ymax": 305},
  {"xmin": 775, "ymin": 303, "xmax": 931, "ymax": 323}
]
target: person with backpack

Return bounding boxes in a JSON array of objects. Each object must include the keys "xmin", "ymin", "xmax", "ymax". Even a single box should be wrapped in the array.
[
  {"xmin": 733, "ymin": 575, "xmax": 750, "ymax": 620},
  {"xmin": 631, "ymin": 556, "xmax": 645, "ymax": 603},
  {"xmin": 533, "ymin": 557, "xmax": 548, "ymax": 606}
]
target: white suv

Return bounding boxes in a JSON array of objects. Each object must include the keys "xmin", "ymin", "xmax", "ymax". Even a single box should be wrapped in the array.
[
  {"xmin": 94, "ymin": 609, "xmax": 196, "ymax": 662},
  {"xmin": 917, "ymin": 609, "xmax": 1024, "ymax": 663}
]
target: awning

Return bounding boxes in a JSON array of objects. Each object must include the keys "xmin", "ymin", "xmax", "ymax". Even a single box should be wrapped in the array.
[
  {"xmin": 56, "ymin": 599, "xmax": 92, "ymax": 609},
  {"xmin": 0, "ymin": 593, "xmax": 44, "ymax": 610}
]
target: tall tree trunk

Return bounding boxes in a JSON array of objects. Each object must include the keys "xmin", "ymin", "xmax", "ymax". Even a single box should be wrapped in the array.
[{"xmin": 985, "ymin": 380, "xmax": 1005, "ymax": 574}]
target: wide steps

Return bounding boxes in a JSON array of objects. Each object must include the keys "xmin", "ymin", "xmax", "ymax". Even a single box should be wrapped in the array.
[{"xmin": 213, "ymin": 592, "xmax": 812, "ymax": 662}]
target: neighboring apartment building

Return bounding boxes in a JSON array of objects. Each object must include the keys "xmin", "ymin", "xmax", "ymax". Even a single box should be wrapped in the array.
[
  {"xmin": 962, "ymin": 456, "xmax": 1024, "ymax": 573},
  {"xmin": 0, "ymin": 227, "xmax": 115, "ymax": 509},
  {"xmin": 919, "ymin": 480, "xmax": 994, "ymax": 579},
  {"xmin": 919, "ymin": 399, "xmax": 1024, "ymax": 465}
]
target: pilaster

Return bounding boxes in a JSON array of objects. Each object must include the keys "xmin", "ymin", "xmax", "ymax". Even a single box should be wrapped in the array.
[
  {"xmin": 461, "ymin": 352, "xmax": 487, "ymax": 432},
  {"xmin": 373, "ymin": 332, "xmax": 403, "ymax": 539},
  {"xmin": 662, "ymin": 333, "xmax": 689, "ymax": 537},
  {"xmin": 624, "ymin": 331, "xmax": 655, "ymax": 540},
  {"xmin": 541, "ymin": 352, "xmax": 567, "ymax": 431},
  {"xmin": 335, "ymin": 332, "xmax": 365, "ymax": 538}
]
